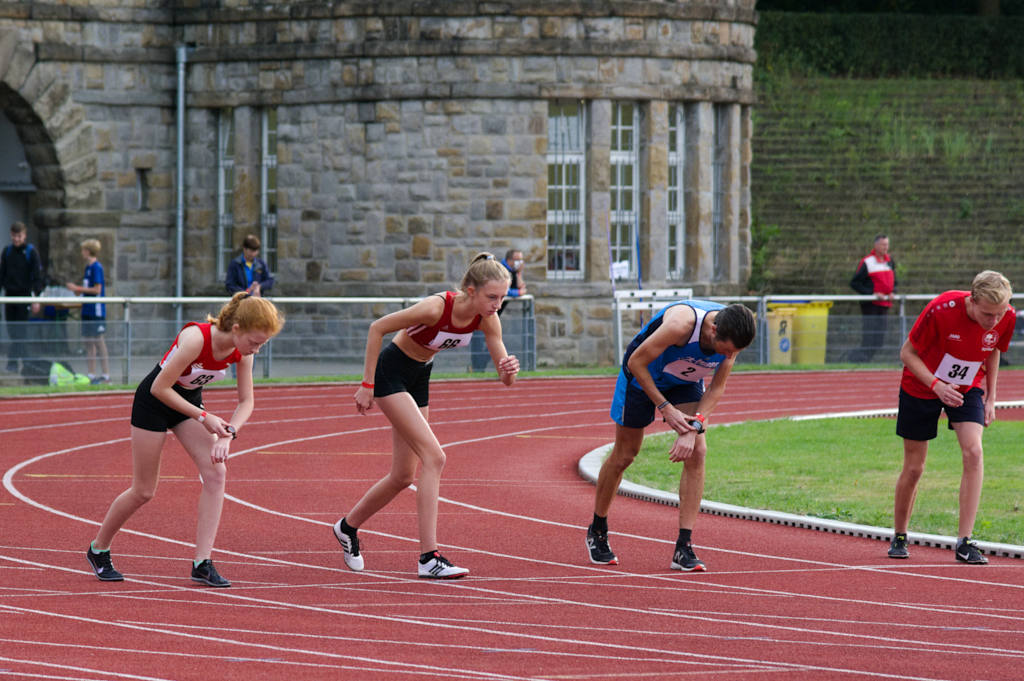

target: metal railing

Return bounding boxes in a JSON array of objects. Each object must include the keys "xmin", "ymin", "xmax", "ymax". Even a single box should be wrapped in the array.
[
  {"xmin": 614, "ymin": 293, "xmax": 1024, "ymax": 367},
  {"xmin": 0, "ymin": 294, "xmax": 536, "ymax": 385}
]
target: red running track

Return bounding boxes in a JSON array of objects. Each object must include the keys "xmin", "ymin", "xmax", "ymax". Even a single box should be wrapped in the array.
[{"xmin": 2, "ymin": 370, "xmax": 1024, "ymax": 681}]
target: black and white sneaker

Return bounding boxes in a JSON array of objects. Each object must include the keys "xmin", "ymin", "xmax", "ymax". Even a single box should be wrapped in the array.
[
  {"xmin": 585, "ymin": 524, "xmax": 618, "ymax": 565},
  {"xmin": 332, "ymin": 518, "xmax": 364, "ymax": 571},
  {"xmin": 191, "ymin": 559, "xmax": 231, "ymax": 587},
  {"xmin": 888, "ymin": 533, "xmax": 910, "ymax": 559},
  {"xmin": 670, "ymin": 543, "xmax": 706, "ymax": 572},
  {"xmin": 86, "ymin": 546, "xmax": 124, "ymax": 582},
  {"xmin": 955, "ymin": 537, "xmax": 988, "ymax": 565},
  {"xmin": 418, "ymin": 551, "xmax": 469, "ymax": 579}
]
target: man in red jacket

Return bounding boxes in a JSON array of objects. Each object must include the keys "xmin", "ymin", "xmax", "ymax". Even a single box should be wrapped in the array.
[{"xmin": 850, "ymin": 234, "xmax": 896, "ymax": 362}]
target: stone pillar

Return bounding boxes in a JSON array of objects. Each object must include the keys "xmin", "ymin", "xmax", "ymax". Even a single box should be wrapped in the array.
[
  {"xmin": 686, "ymin": 101, "xmax": 713, "ymax": 285},
  {"xmin": 721, "ymin": 103, "xmax": 742, "ymax": 285},
  {"xmin": 231, "ymin": 106, "xmax": 261, "ymax": 252},
  {"xmin": 738, "ymin": 104, "xmax": 753, "ymax": 285},
  {"xmin": 587, "ymin": 99, "xmax": 611, "ymax": 284},
  {"xmin": 643, "ymin": 100, "xmax": 669, "ymax": 283}
]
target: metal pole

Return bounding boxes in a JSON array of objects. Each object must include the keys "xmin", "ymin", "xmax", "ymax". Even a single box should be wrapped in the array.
[{"xmin": 175, "ymin": 45, "xmax": 187, "ymax": 329}]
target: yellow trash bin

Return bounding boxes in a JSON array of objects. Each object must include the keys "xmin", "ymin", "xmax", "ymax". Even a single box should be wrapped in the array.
[
  {"xmin": 765, "ymin": 306, "xmax": 796, "ymax": 365},
  {"xmin": 790, "ymin": 301, "xmax": 833, "ymax": 365}
]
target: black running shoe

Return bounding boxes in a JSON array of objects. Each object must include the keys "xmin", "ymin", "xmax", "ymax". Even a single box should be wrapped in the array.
[
  {"xmin": 191, "ymin": 559, "xmax": 231, "ymax": 587},
  {"xmin": 888, "ymin": 533, "xmax": 910, "ymax": 559},
  {"xmin": 955, "ymin": 538, "xmax": 988, "ymax": 565},
  {"xmin": 585, "ymin": 524, "xmax": 618, "ymax": 565},
  {"xmin": 670, "ymin": 543, "xmax": 706, "ymax": 572},
  {"xmin": 86, "ymin": 546, "xmax": 124, "ymax": 582}
]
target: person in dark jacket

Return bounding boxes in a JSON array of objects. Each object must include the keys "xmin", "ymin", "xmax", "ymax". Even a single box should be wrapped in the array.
[
  {"xmin": 225, "ymin": 234, "xmax": 274, "ymax": 296},
  {"xmin": 850, "ymin": 234, "xmax": 896, "ymax": 362},
  {"xmin": 1, "ymin": 222, "xmax": 44, "ymax": 373}
]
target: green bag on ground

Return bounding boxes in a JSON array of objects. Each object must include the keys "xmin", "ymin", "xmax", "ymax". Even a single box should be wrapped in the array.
[{"xmin": 48, "ymin": 361, "xmax": 91, "ymax": 386}]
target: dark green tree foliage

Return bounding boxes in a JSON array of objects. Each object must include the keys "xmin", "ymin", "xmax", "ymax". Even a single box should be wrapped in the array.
[{"xmin": 756, "ymin": 12, "xmax": 1024, "ymax": 77}]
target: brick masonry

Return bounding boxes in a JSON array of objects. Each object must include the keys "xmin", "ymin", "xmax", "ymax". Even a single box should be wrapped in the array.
[{"xmin": 0, "ymin": 1, "xmax": 755, "ymax": 366}]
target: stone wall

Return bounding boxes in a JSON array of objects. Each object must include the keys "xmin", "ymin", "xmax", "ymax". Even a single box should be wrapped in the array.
[{"xmin": 0, "ymin": 1, "xmax": 756, "ymax": 366}]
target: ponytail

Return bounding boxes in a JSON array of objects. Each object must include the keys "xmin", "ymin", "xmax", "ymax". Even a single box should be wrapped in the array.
[
  {"xmin": 208, "ymin": 292, "xmax": 285, "ymax": 336},
  {"xmin": 460, "ymin": 252, "xmax": 511, "ymax": 291}
]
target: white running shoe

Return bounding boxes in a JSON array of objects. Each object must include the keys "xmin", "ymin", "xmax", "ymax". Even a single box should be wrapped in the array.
[
  {"xmin": 332, "ymin": 518, "xmax": 364, "ymax": 571},
  {"xmin": 418, "ymin": 551, "xmax": 468, "ymax": 579}
]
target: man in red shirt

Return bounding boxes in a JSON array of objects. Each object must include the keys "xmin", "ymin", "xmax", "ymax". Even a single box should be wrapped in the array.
[
  {"xmin": 849, "ymin": 234, "xmax": 896, "ymax": 362},
  {"xmin": 888, "ymin": 270, "xmax": 1015, "ymax": 565}
]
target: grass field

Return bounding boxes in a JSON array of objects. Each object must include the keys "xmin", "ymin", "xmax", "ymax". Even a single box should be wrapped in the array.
[{"xmin": 625, "ymin": 417, "xmax": 1024, "ymax": 546}]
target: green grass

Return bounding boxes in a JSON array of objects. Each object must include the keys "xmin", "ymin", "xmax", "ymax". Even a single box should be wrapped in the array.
[{"xmin": 625, "ymin": 417, "xmax": 1024, "ymax": 546}]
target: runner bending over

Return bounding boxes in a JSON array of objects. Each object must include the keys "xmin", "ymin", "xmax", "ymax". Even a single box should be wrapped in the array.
[
  {"xmin": 587, "ymin": 300, "xmax": 755, "ymax": 572},
  {"xmin": 334, "ymin": 252, "xmax": 519, "ymax": 579}
]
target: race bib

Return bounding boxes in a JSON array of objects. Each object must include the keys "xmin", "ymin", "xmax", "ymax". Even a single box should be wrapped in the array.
[
  {"xmin": 934, "ymin": 353, "xmax": 982, "ymax": 386},
  {"xmin": 426, "ymin": 330, "xmax": 473, "ymax": 351},
  {"xmin": 176, "ymin": 364, "xmax": 228, "ymax": 388},
  {"xmin": 662, "ymin": 358, "xmax": 717, "ymax": 382}
]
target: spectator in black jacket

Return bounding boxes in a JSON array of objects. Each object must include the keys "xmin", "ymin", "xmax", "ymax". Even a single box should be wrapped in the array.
[
  {"xmin": 225, "ymin": 234, "xmax": 274, "ymax": 297},
  {"xmin": 1, "ymin": 222, "xmax": 44, "ymax": 373}
]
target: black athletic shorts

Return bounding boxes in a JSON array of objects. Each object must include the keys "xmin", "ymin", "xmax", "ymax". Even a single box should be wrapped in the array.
[
  {"xmin": 895, "ymin": 387, "xmax": 985, "ymax": 441},
  {"xmin": 373, "ymin": 342, "xmax": 433, "ymax": 408},
  {"xmin": 130, "ymin": 365, "xmax": 204, "ymax": 432}
]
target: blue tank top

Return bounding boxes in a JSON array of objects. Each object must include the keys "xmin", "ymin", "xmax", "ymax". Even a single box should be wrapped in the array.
[{"xmin": 622, "ymin": 300, "xmax": 726, "ymax": 390}]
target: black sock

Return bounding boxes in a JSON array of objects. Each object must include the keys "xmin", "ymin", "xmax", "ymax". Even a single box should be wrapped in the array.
[
  {"xmin": 340, "ymin": 517, "xmax": 358, "ymax": 536},
  {"xmin": 677, "ymin": 528, "xmax": 692, "ymax": 547},
  {"xmin": 591, "ymin": 514, "xmax": 608, "ymax": 534},
  {"xmin": 419, "ymin": 551, "xmax": 438, "ymax": 564}
]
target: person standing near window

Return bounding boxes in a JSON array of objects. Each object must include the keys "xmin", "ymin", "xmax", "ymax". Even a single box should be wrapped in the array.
[{"xmin": 225, "ymin": 234, "xmax": 274, "ymax": 296}]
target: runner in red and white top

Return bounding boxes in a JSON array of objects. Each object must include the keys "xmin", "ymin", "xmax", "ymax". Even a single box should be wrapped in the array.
[
  {"xmin": 890, "ymin": 270, "xmax": 1015, "ymax": 566},
  {"xmin": 900, "ymin": 290, "xmax": 1015, "ymax": 400},
  {"xmin": 87, "ymin": 292, "xmax": 284, "ymax": 587},
  {"xmin": 334, "ymin": 252, "xmax": 519, "ymax": 580}
]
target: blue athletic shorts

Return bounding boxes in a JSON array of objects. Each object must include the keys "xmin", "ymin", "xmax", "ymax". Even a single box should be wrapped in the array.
[
  {"xmin": 373, "ymin": 342, "xmax": 433, "ymax": 408},
  {"xmin": 82, "ymin": 318, "xmax": 106, "ymax": 337},
  {"xmin": 610, "ymin": 370, "xmax": 704, "ymax": 429},
  {"xmin": 896, "ymin": 387, "xmax": 985, "ymax": 441}
]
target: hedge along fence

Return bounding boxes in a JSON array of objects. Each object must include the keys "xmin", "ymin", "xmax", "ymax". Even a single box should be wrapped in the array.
[{"xmin": 756, "ymin": 12, "xmax": 1024, "ymax": 78}]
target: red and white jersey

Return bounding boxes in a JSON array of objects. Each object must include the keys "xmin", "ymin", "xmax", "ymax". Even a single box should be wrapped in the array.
[
  {"xmin": 856, "ymin": 251, "xmax": 895, "ymax": 307},
  {"xmin": 901, "ymin": 291, "xmax": 1015, "ymax": 399},
  {"xmin": 405, "ymin": 291, "xmax": 481, "ymax": 351},
  {"xmin": 159, "ymin": 322, "xmax": 242, "ymax": 389}
]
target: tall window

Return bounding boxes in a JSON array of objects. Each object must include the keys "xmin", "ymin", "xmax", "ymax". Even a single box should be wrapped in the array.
[
  {"xmin": 609, "ymin": 102, "xmax": 639, "ymax": 280},
  {"xmin": 216, "ymin": 109, "xmax": 235, "ymax": 279},
  {"xmin": 667, "ymin": 104, "xmax": 686, "ymax": 279},
  {"xmin": 547, "ymin": 101, "xmax": 586, "ymax": 279},
  {"xmin": 712, "ymin": 104, "xmax": 727, "ymax": 279},
  {"xmin": 261, "ymin": 108, "xmax": 278, "ymax": 273}
]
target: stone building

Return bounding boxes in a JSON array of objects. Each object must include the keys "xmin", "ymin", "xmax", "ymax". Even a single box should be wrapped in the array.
[{"xmin": 0, "ymin": 1, "xmax": 756, "ymax": 367}]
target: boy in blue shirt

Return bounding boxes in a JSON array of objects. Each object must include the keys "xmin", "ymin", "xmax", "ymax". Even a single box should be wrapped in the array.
[
  {"xmin": 587, "ymin": 301, "xmax": 756, "ymax": 572},
  {"xmin": 66, "ymin": 238, "xmax": 110, "ymax": 384}
]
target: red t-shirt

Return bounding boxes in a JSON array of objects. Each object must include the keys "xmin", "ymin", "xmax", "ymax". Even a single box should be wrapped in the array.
[{"xmin": 900, "ymin": 291, "xmax": 1015, "ymax": 399}]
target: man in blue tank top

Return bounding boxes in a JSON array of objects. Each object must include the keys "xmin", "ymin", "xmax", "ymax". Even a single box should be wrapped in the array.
[{"xmin": 587, "ymin": 301, "xmax": 756, "ymax": 572}]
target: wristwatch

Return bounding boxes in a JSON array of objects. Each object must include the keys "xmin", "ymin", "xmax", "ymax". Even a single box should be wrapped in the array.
[
  {"xmin": 688, "ymin": 419, "xmax": 705, "ymax": 434},
  {"xmin": 225, "ymin": 425, "xmax": 237, "ymax": 440}
]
